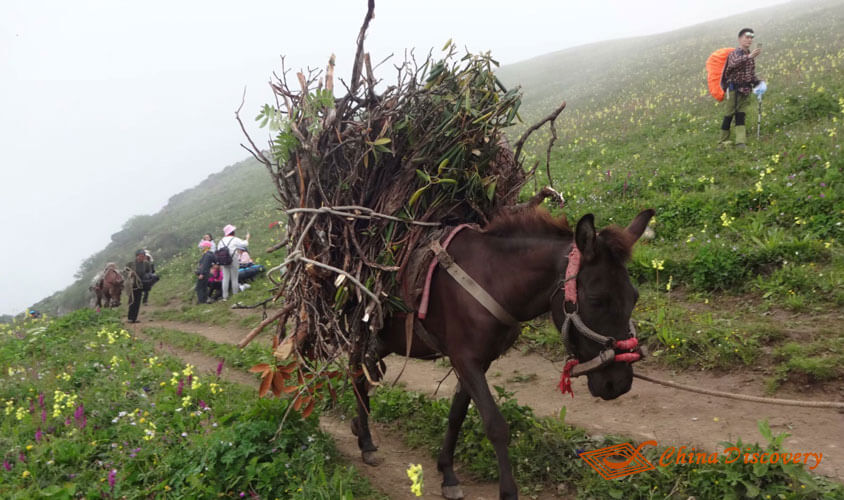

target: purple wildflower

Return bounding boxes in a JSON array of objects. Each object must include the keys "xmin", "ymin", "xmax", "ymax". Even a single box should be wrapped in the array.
[
  {"xmin": 177, "ymin": 378, "xmax": 184, "ymax": 397},
  {"xmin": 108, "ymin": 468, "xmax": 117, "ymax": 489},
  {"xmin": 198, "ymin": 400, "xmax": 207, "ymax": 410},
  {"xmin": 216, "ymin": 360, "xmax": 224, "ymax": 377},
  {"xmin": 35, "ymin": 429, "xmax": 42, "ymax": 442},
  {"xmin": 41, "ymin": 410, "xmax": 46, "ymax": 423},
  {"xmin": 38, "ymin": 393, "xmax": 44, "ymax": 409},
  {"xmin": 820, "ymin": 193, "xmax": 825, "ymax": 198},
  {"xmin": 73, "ymin": 404, "xmax": 87, "ymax": 429},
  {"xmin": 29, "ymin": 400, "xmax": 35, "ymax": 414},
  {"xmin": 187, "ymin": 374, "xmax": 193, "ymax": 386},
  {"xmin": 820, "ymin": 182, "xmax": 827, "ymax": 187},
  {"xmin": 18, "ymin": 452, "xmax": 26, "ymax": 463},
  {"xmin": 3, "ymin": 460, "xmax": 11, "ymax": 471}
]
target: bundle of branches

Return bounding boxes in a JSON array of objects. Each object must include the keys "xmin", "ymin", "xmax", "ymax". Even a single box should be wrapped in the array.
[{"xmin": 238, "ymin": 1, "xmax": 565, "ymax": 377}]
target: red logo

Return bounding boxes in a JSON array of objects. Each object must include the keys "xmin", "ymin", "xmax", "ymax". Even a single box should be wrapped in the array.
[{"xmin": 579, "ymin": 440, "xmax": 657, "ymax": 480}]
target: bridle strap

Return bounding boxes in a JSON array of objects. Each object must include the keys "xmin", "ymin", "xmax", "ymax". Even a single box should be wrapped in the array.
[
  {"xmin": 564, "ymin": 246, "xmax": 581, "ymax": 303},
  {"xmin": 556, "ymin": 244, "xmax": 642, "ymax": 392},
  {"xmin": 429, "ymin": 239, "xmax": 519, "ymax": 326}
]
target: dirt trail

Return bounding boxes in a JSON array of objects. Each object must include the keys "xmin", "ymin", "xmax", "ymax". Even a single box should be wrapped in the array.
[
  {"xmin": 129, "ymin": 309, "xmax": 844, "ymax": 485},
  {"xmin": 129, "ymin": 316, "xmax": 562, "ymax": 499}
]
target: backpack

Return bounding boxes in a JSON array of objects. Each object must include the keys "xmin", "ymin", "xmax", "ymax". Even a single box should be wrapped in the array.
[
  {"xmin": 214, "ymin": 237, "xmax": 233, "ymax": 265},
  {"xmin": 705, "ymin": 47, "xmax": 735, "ymax": 101}
]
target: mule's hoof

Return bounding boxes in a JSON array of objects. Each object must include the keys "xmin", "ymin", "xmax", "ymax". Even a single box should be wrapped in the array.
[
  {"xmin": 441, "ymin": 484, "xmax": 464, "ymax": 499},
  {"xmin": 361, "ymin": 451, "xmax": 382, "ymax": 466}
]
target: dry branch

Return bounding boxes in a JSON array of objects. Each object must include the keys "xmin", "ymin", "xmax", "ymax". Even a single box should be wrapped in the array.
[{"xmin": 237, "ymin": 0, "xmax": 566, "ymax": 376}]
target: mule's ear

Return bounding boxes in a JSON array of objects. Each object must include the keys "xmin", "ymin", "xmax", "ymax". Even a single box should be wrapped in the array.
[
  {"xmin": 625, "ymin": 209, "xmax": 655, "ymax": 242},
  {"xmin": 575, "ymin": 213, "xmax": 596, "ymax": 260}
]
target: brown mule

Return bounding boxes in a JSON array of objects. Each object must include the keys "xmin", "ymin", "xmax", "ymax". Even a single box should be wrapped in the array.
[{"xmin": 350, "ymin": 207, "xmax": 654, "ymax": 499}]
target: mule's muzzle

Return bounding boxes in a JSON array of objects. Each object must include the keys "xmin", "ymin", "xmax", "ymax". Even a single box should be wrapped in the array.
[{"xmin": 569, "ymin": 339, "xmax": 643, "ymax": 378}]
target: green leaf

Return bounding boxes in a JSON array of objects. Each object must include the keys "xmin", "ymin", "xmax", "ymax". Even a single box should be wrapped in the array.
[
  {"xmin": 409, "ymin": 185, "xmax": 429, "ymax": 207},
  {"xmin": 608, "ymin": 488, "xmax": 624, "ymax": 499},
  {"xmin": 739, "ymin": 479, "xmax": 760, "ymax": 497},
  {"xmin": 368, "ymin": 137, "xmax": 392, "ymax": 146},
  {"xmin": 437, "ymin": 158, "xmax": 450, "ymax": 175},
  {"xmin": 485, "ymin": 180, "xmax": 497, "ymax": 201},
  {"xmin": 441, "ymin": 38, "xmax": 453, "ymax": 51},
  {"xmin": 757, "ymin": 419, "xmax": 773, "ymax": 443},
  {"xmin": 415, "ymin": 169, "xmax": 431, "ymax": 183}
]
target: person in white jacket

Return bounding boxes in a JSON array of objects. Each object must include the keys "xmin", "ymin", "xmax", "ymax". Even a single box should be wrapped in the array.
[{"xmin": 219, "ymin": 224, "xmax": 249, "ymax": 300}]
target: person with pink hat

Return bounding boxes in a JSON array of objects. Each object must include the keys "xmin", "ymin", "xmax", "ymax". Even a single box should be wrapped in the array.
[
  {"xmin": 195, "ymin": 240, "xmax": 216, "ymax": 304},
  {"xmin": 217, "ymin": 224, "xmax": 250, "ymax": 300}
]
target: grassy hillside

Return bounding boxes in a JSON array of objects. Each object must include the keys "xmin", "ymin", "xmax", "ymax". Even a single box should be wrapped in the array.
[
  {"xmin": 33, "ymin": 0, "xmax": 843, "ymax": 388},
  {"xmin": 32, "ymin": 159, "xmax": 278, "ymax": 315},
  {"xmin": 495, "ymin": 0, "xmax": 844, "ymax": 387}
]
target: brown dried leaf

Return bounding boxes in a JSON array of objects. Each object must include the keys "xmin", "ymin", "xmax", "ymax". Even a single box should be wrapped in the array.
[
  {"xmin": 273, "ymin": 336, "xmax": 295, "ymax": 360},
  {"xmin": 302, "ymin": 399, "xmax": 316, "ymax": 418},
  {"xmin": 249, "ymin": 363, "xmax": 271, "ymax": 374},
  {"xmin": 271, "ymin": 372, "xmax": 286, "ymax": 397},
  {"xmin": 278, "ymin": 362, "xmax": 298, "ymax": 374},
  {"xmin": 258, "ymin": 372, "xmax": 273, "ymax": 398},
  {"xmin": 293, "ymin": 394, "xmax": 309, "ymax": 411}
]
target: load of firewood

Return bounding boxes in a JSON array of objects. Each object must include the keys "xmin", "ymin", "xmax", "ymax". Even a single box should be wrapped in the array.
[{"xmin": 238, "ymin": 0, "xmax": 565, "ymax": 378}]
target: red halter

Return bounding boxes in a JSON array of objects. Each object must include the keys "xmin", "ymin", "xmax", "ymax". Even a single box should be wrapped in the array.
[{"xmin": 557, "ymin": 246, "xmax": 641, "ymax": 397}]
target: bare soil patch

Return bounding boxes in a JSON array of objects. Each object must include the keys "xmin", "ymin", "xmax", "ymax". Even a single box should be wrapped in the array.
[{"xmin": 129, "ymin": 306, "xmax": 844, "ymax": 484}]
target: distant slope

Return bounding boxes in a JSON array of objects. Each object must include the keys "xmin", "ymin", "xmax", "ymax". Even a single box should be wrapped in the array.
[
  {"xmin": 32, "ymin": 0, "xmax": 844, "ymax": 316},
  {"xmin": 497, "ymin": 0, "xmax": 843, "ymax": 129},
  {"xmin": 33, "ymin": 158, "xmax": 277, "ymax": 315}
]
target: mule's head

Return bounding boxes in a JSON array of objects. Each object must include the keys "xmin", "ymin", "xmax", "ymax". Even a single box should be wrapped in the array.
[{"xmin": 560, "ymin": 209, "xmax": 654, "ymax": 400}]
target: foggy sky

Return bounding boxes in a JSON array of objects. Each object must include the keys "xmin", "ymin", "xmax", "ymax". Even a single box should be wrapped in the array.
[{"xmin": 0, "ymin": 0, "xmax": 787, "ymax": 315}]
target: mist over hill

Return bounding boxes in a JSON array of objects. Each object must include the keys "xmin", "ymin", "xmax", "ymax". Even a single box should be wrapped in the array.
[
  {"xmin": 31, "ymin": 159, "xmax": 276, "ymax": 315},
  {"xmin": 30, "ymin": 0, "xmax": 843, "ymax": 317},
  {"xmin": 495, "ymin": 0, "xmax": 841, "ymax": 124}
]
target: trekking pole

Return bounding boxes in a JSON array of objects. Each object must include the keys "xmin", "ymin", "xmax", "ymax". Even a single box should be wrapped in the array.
[{"xmin": 753, "ymin": 81, "xmax": 767, "ymax": 140}]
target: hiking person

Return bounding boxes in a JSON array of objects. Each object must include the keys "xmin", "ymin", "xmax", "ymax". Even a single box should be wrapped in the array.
[
  {"xmin": 217, "ymin": 224, "xmax": 249, "ymax": 300},
  {"xmin": 141, "ymin": 250, "xmax": 158, "ymax": 305},
  {"xmin": 718, "ymin": 28, "xmax": 762, "ymax": 148},
  {"xmin": 126, "ymin": 249, "xmax": 153, "ymax": 323},
  {"xmin": 195, "ymin": 240, "xmax": 216, "ymax": 304},
  {"xmin": 198, "ymin": 233, "xmax": 216, "ymax": 252},
  {"xmin": 207, "ymin": 263, "xmax": 223, "ymax": 300}
]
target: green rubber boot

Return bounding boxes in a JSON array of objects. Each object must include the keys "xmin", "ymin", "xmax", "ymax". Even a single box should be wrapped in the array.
[
  {"xmin": 717, "ymin": 128, "xmax": 732, "ymax": 149},
  {"xmin": 735, "ymin": 125, "xmax": 747, "ymax": 148}
]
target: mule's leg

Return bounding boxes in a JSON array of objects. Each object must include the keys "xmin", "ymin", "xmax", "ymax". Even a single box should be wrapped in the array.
[
  {"xmin": 437, "ymin": 382, "xmax": 471, "ymax": 500},
  {"xmin": 455, "ymin": 363, "xmax": 518, "ymax": 500},
  {"xmin": 350, "ymin": 373, "xmax": 380, "ymax": 465}
]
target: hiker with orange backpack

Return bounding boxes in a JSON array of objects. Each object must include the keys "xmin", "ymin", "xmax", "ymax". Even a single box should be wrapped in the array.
[{"xmin": 716, "ymin": 28, "xmax": 762, "ymax": 148}]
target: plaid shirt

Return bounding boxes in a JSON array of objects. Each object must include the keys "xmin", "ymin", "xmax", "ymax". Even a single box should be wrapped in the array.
[{"xmin": 725, "ymin": 47, "xmax": 759, "ymax": 95}]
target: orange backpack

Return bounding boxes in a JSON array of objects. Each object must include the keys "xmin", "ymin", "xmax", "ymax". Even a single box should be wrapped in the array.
[{"xmin": 705, "ymin": 48, "xmax": 735, "ymax": 101}]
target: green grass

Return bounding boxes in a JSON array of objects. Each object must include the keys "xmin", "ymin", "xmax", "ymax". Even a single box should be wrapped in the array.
[
  {"xmin": 27, "ymin": 1, "xmax": 842, "ymax": 395},
  {"xmin": 139, "ymin": 326, "xmax": 272, "ymax": 372},
  {"xmin": 336, "ymin": 384, "xmax": 844, "ymax": 499},
  {"xmin": 0, "ymin": 310, "xmax": 380, "ymax": 499}
]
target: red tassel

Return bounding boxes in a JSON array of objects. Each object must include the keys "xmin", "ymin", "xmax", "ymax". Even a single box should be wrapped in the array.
[
  {"xmin": 614, "ymin": 338, "xmax": 638, "ymax": 351},
  {"xmin": 559, "ymin": 359, "xmax": 579, "ymax": 398},
  {"xmin": 614, "ymin": 352, "xmax": 641, "ymax": 363}
]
